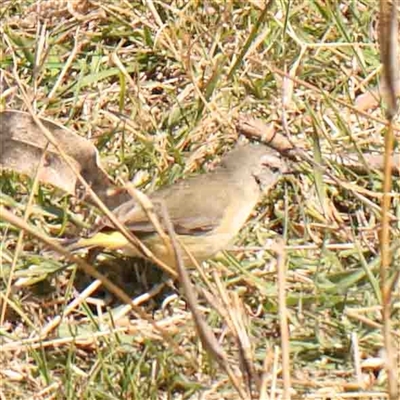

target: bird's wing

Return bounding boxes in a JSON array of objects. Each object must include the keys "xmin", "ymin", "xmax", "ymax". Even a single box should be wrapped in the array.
[{"xmin": 102, "ymin": 173, "xmax": 233, "ymax": 235}]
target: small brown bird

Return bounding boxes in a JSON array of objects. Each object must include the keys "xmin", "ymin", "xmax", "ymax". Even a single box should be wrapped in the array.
[{"xmin": 71, "ymin": 143, "xmax": 287, "ymax": 269}]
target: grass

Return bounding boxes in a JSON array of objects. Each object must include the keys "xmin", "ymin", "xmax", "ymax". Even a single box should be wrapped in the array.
[{"xmin": 1, "ymin": 0, "xmax": 399, "ymax": 399}]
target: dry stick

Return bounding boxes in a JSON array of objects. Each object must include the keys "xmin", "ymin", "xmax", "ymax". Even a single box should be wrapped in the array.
[
  {"xmin": 379, "ymin": 2, "xmax": 399, "ymax": 399},
  {"xmin": 0, "ymin": 146, "xmax": 52, "ymax": 325},
  {"xmin": 379, "ymin": 1, "xmax": 399, "ymax": 120},
  {"xmin": 40, "ymin": 279, "xmax": 167, "ymax": 339},
  {"xmin": 0, "ymin": 208, "xmax": 145, "ymax": 315},
  {"xmin": 226, "ymin": 0, "xmax": 274, "ymax": 81},
  {"xmin": 276, "ymin": 239, "xmax": 291, "ymax": 400},
  {"xmin": 270, "ymin": 346, "xmax": 280, "ymax": 399},
  {"xmin": 21, "ymin": 99, "xmax": 178, "ymax": 268},
  {"xmin": 158, "ymin": 204, "xmax": 248, "ymax": 400},
  {"xmin": 0, "ymin": 149, "xmax": 193, "ymax": 359},
  {"xmin": 380, "ymin": 121, "xmax": 398, "ymax": 400},
  {"xmin": 46, "ymin": 27, "xmax": 81, "ymax": 101},
  {"xmin": 125, "ymin": 183, "xmax": 215, "ymax": 291},
  {"xmin": 0, "ymin": 325, "xmax": 132, "ymax": 352},
  {"xmin": 259, "ymin": 63, "xmax": 400, "ymax": 132},
  {"xmin": 39, "ymin": 279, "xmax": 103, "ymax": 338},
  {"xmin": 351, "ymin": 332, "xmax": 364, "ymax": 389},
  {"xmin": 238, "ymin": 117, "xmax": 399, "ymax": 221},
  {"xmin": 111, "ymin": 282, "xmax": 169, "ymax": 323},
  {"xmin": 4, "ymin": 39, "xmax": 188, "ymax": 358},
  {"xmin": 388, "ymin": 260, "xmax": 400, "ymax": 295},
  {"xmin": 230, "ymin": 292, "xmax": 257, "ymax": 394},
  {"xmin": 0, "ymin": 207, "xmax": 197, "ymax": 368},
  {"xmin": 259, "ymin": 346, "xmax": 274, "ymax": 400},
  {"xmin": 123, "ymin": 185, "xmax": 177, "ymax": 278},
  {"xmin": 145, "ymin": 0, "xmax": 181, "ymax": 61},
  {"xmin": 5, "ymin": 38, "xmax": 225, "ymax": 371},
  {"xmin": 237, "ymin": 115, "xmax": 400, "ymax": 176},
  {"xmin": 211, "ymin": 272, "xmax": 256, "ymax": 396},
  {"xmin": 127, "ymin": 179, "xmax": 224, "ymax": 300},
  {"xmin": 3, "ymin": 34, "xmax": 177, "ymax": 278},
  {"xmin": 183, "ymin": 36, "xmax": 235, "ymax": 131},
  {"xmin": 102, "ymin": 110, "xmax": 153, "ymax": 143}
]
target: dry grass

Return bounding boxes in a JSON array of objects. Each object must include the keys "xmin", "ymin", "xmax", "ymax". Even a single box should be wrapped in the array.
[{"xmin": 1, "ymin": 0, "xmax": 399, "ymax": 399}]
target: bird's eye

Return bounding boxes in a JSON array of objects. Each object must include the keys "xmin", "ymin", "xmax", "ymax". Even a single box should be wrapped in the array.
[{"xmin": 269, "ymin": 166, "xmax": 281, "ymax": 174}]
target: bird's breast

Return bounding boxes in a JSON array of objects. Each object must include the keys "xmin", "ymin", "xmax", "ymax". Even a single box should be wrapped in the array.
[{"xmin": 213, "ymin": 180, "xmax": 261, "ymax": 238}]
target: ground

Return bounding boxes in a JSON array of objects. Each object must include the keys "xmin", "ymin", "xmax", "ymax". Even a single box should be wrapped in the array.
[{"xmin": 0, "ymin": 1, "xmax": 399, "ymax": 399}]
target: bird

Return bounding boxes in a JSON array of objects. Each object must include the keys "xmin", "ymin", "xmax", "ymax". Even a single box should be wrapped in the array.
[{"xmin": 69, "ymin": 143, "xmax": 287, "ymax": 270}]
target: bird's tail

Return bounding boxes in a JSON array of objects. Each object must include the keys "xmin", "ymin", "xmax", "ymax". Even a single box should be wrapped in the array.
[{"xmin": 63, "ymin": 231, "xmax": 130, "ymax": 252}]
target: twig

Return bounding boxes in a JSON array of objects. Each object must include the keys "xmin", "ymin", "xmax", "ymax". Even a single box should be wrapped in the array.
[
  {"xmin": 158, "ymin": 203, "xmax": 249, "ymax": 399},
  {"xmin": 237, "ymin": 116, "xmax": 400, "ymax": 175},
  {"xmin": 378, "ymin": 2, "xmax": 399, "ymax": 399},
  {"xmin": 4, "ymin": 34, "xmax": 179, "ymax": 278},
  {"xmin": 0, "ymin": 147, "xmax": 47, "ymax": 325},
  {"xmin": 0, "ymin": 206, "xmax": 197, "ymax": 369},
  {"xmin": 276, "ymin": 239, "xmax": 291, "ymax": 399}
]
